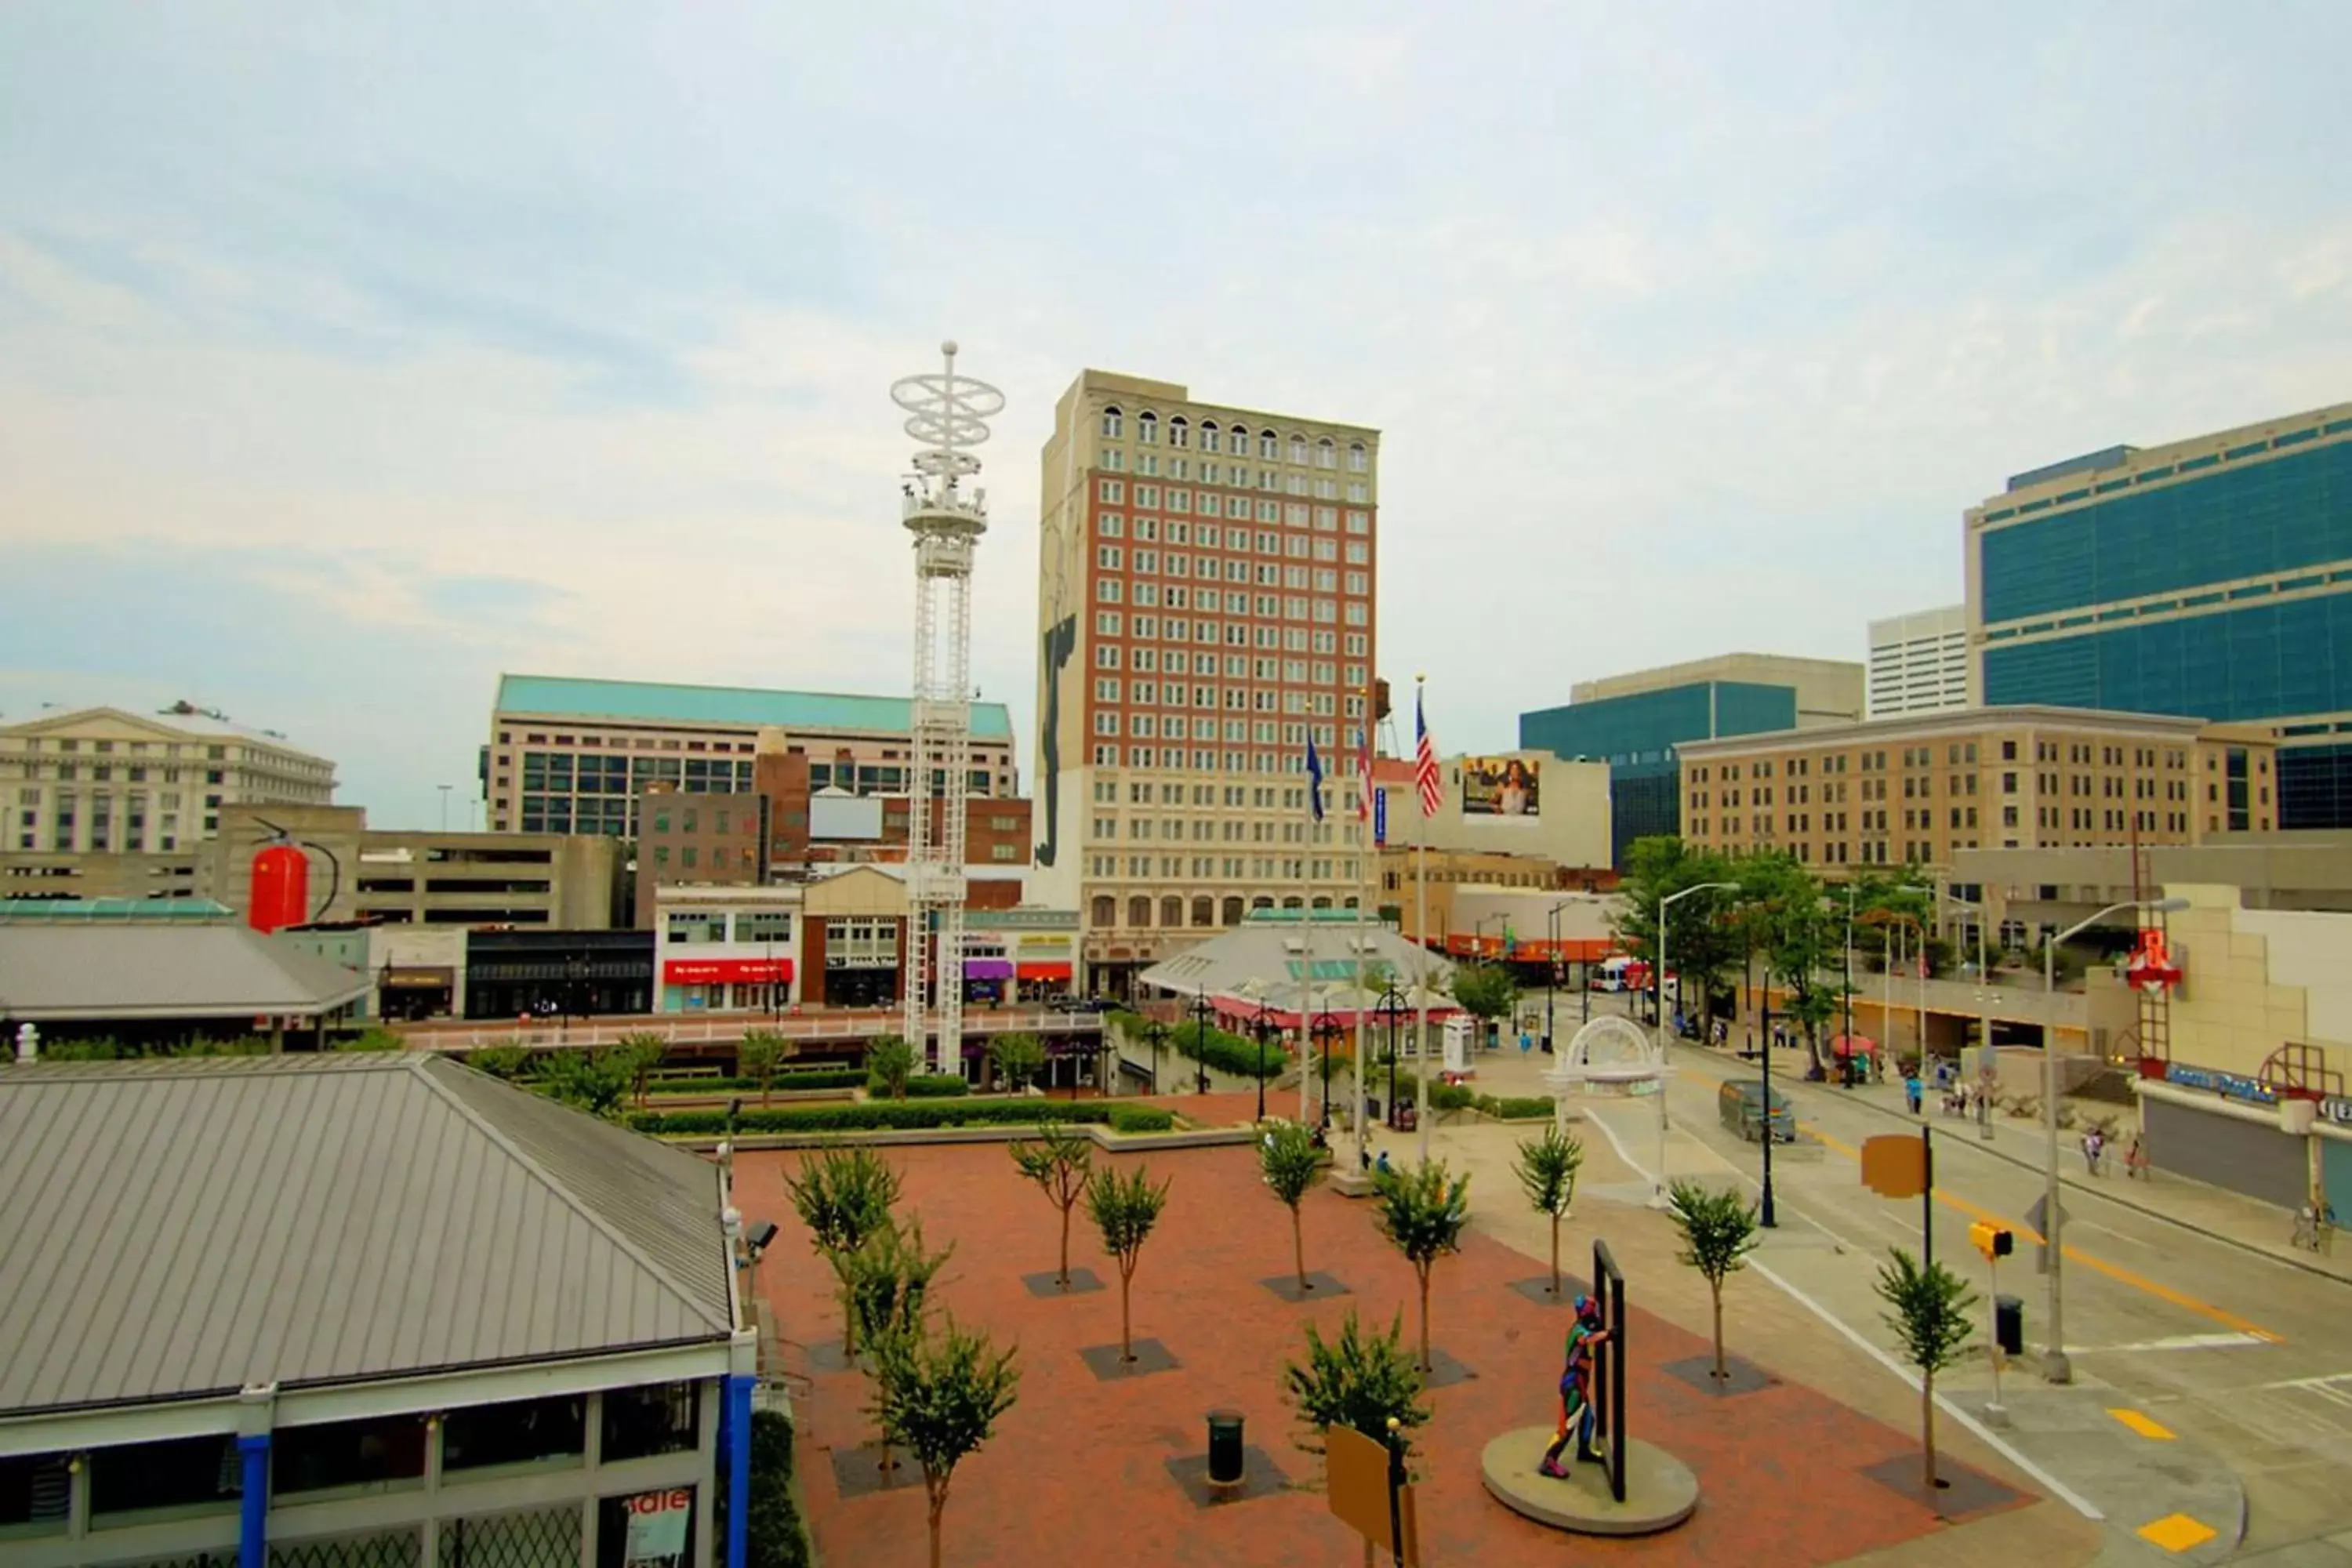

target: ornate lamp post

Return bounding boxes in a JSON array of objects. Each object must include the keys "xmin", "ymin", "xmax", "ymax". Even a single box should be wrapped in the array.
[
  {"xmin": 1380, "ymin": 979, "xmax": 1406, "ymax": 1128},
  {"xmin": 1314, "ymin": 1010, "xmax": 1342, "ymax": 1131},
  {"xmin": 1191, "ymin": 988, "xmax": 1213, "ymax": 1095},
  {"xmin": 1252, "ymin": 996, "xmax": 1276, "ymax": 1123}
]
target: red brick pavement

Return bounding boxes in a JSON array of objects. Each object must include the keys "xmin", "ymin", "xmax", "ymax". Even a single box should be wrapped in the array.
[{"xmin": 737, "ymin": 1139, "xmax": 2030, "ymax": 1567}]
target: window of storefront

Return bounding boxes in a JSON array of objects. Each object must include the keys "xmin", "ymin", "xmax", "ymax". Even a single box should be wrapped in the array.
[
  {"xmin": 88, "ymin": 1434, "xmax": 242, "ymax": 1523},
  {"xmin": 443, "ymin": 1394, "xmax": 586, "ymax": 1475},
  {"xmin": 274, "ymin": 1414, "xmax": 429, "ymax": 1499}
]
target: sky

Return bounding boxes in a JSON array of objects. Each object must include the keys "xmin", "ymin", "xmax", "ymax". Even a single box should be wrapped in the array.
[{"xmin": 2, "ymin": 2, "xmax": 2347, "ymax": 829}]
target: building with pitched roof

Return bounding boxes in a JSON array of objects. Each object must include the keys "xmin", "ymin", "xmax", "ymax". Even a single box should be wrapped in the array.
[{"xmin": 0, "ymin": 1053, "xmax": 757, "ymax": 1568}]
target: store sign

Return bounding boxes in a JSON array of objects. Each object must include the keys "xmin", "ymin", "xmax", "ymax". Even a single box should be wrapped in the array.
[
  {"xmin": 2164, "ymin": 1061, "xmax": 2352, "ymax": 1126},
  {"xmin": 662, "ymin": 958, "xmax": 792, "ymax": 985},
  {"xmin": 623, "ymin": 1486, "xmax": 692, "ymax": 1563}
]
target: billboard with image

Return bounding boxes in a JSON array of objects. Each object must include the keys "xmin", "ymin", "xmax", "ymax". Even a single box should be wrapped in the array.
[{"xmin": 1461, "ymin": 755, "xmax": 1540, "ymax": 818}]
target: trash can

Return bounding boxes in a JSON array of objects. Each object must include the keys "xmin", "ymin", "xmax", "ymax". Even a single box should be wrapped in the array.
[
  {"xmin": 1994, "ymin": 1294, "xmax": 2024, "ymax": 1357},
  {"xmin": 1207, "ymin": 1409, "xmax": 1246, "ymax": 1486}
]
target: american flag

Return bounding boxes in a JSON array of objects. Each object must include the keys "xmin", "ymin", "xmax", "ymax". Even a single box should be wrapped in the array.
[{"xmin": 1414, "ymin": 688, "xmax": 1443, "ymax": 818}]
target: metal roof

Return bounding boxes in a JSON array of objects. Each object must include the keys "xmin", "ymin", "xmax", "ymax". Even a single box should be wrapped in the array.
[
  {"xmin": 1140, "ymin": 920, "xmax": 1457, "ymax": 1025},
  {"xmin": 495, "ymin": 674, "xmax": 1015, "ymax": 740},
  {"xmin": 0, "ymin": 898, "xmax": 234, "ymax": 923},
  {"xmin": 0, "ymin": 1054, "xmax": 733, "ymax": 1417},
  {"xmin": 0, "ymin": 924, "xmax": 372, "ymax": 1020}
]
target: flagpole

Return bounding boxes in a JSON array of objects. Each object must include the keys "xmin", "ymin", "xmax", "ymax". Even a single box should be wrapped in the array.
[
  {"xmin": 1352, "ymin": 681, "xmax": 1373, "ymax": 1175},
  {"xmin": 1303, "ymin": 741, "xmax": 1321, "ymax": 1127},
  {"xmin": 1414, "ymin": 674, "xmax": 1432, "ymax": 1166}
]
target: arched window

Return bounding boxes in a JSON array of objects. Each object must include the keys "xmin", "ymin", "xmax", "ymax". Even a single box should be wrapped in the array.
[
  {"xmin": 1311, "ymin": 895, "xmax": 1331, "ymax": 909},
  {"xmin": 1221, "ymin": 895, "xmax": 1245, "ymax": 926},
  {"xmin": 1250, "ymin": 895, "xmax": 1274, "ymax": 910},
  {"xmin": 1091, "ymin": 895, "xmax": 1116, "ymax": 928},
  {"xmin": 1101, "ymin": 406, "xmax": 1123, "ymax": 440},
  {"xmin": 1281, "ymin": 895, "xmax": 1304, "ymax": 910},
  {"xmin": 1169, "ymin": 416, "xmax": 1189, "ymax": 449},
  {"xmin": 1128, "ymin": 895, "xmax": 1152, "ymax": 928},
  {"xmin": 1260, "ymin": 432, "xmax": 1279, "ymax": 460},
  {"xmin": 1229, "ymin": 425, "xmax": 1251, "ymax": 456},
  {"xmin": 1199, "ymin": 420, "xmax": 1220, "ymax": 454},
  {"xmin": 1288, "ymin": 435, "xmax": 1308, "ymax": 465},
  {"xmin": 1341, "ymin": 895, "xmax": 1359, "ymax": 910},
  {"xmin": 1348, "ymin": 441, "xmax": 1367, "ymax": 473},
  {"xmin": 1317, "ymin": 437, "xmax": 1337, "ymax": 469},
  {"xmin": 1191, "ymin": 895, "xmax": 1214, "ymax": 927},
  {"xmin": 1160, "ymin": 895, "xmax": 1184, "ymax": 927},
  {"xmin": 1138, "ymin": 412, "xmax": 1159, "ymax": 445}
]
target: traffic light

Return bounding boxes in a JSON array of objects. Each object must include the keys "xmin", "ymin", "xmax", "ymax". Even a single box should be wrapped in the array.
[{"xmin": 1969, "ymin": 1221, "xmax": 2014, "ymax": 1260}]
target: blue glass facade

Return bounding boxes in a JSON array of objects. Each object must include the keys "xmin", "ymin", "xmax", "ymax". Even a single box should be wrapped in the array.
[
  {"xmin": 1520, "ymin": 681, "xmax": 1800, "ymax": 866},
  {"xmin": 1976, "ymin": 417, "xmax": 2352, "ymax": 828},
  {"xmin": 1981, "ymin": 437, "xmax": 2352, "ymax": 624}
]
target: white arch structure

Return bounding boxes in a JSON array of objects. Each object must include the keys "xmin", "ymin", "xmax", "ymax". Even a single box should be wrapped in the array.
[{"xmin": 1543, "ymin": 1016, "xmax": 1674, "ymax": 1207}]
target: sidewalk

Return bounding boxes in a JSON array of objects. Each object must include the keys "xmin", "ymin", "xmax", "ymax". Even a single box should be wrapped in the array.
[{"xmin": 1715, "ymin": 1049, "xmax": 2352, "ymax": 1287}]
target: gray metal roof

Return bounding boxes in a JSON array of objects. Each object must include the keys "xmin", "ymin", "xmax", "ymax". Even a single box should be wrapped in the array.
[
  {"xmin": 1141, "ymin": 920, "xmax": 1457, "ymax": 1025},
  {"xmin": 0, "ymin": 923, "xmax": 372, "ymax": 1020},
  {"xmin": 0, "ymin": 1054, "xmax": 734, "ymax": 1417}
]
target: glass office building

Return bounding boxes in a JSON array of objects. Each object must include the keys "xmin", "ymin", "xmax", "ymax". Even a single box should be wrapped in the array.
[
  {"xmin": 1520, "ymin": 660, "xmax": 1862, "ymax": 866},
  {"xmin": 1972, "ymin": 404, "xmax": 2352, "ymax": 828}
]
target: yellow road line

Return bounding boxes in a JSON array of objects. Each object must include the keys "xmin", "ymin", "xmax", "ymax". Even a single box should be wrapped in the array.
[
  {"xmin": 2108, "ymin": 1408, "xmax": 2177, "ymax": 1441},
  {"xmin": 1802, "ymin": 1123, "xmax": 2283, "ymax": 1345}
]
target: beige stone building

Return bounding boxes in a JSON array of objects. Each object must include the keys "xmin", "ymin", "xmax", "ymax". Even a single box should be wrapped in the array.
[
  {"xmin": 0, "ymin": 702, "xmax": 336, "ymax": 855},
  {"xmin": 1029, "ymin": 369, "xmax": 1381, "ymax": 993},
  {"xmin": 1677, "ymin": 706, "xmax": 2278, "ymax": 873}
]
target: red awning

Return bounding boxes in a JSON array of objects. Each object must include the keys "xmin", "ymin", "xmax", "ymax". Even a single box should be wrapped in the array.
[
  {"xmin": 1831, "ymin": 1034, "xmax": 1878, "ymax": 1058},
  {"xmin": 1016, "ymin": 961, "xmax": 1073, "ymax": 982}
]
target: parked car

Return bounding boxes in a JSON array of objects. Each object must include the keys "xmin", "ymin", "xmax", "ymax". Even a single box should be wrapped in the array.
[{"xmin": 1718, "ymin": 1079, "xmax": 1796, "ymax": 1143}]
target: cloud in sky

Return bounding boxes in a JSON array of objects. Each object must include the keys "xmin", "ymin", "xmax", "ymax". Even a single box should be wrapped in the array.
[{"xmin": 2, "ymin": 0, "xmax": 2348, "ymax": 826}]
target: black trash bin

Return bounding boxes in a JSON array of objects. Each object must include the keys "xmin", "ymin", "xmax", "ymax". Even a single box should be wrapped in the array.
[
  {"xmin": 1206, "ymin": 1409, "xmax": 1246, "ymax": 1486},
  {"xmin": 1994, "ymin": 1294, "xmax": 2024, "ymax": 1357}
]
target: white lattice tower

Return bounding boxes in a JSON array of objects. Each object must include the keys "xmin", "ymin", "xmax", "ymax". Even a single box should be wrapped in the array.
[{"xmin": 891, "ymin": 341, "xmax": 1000, "ymax": 1073}]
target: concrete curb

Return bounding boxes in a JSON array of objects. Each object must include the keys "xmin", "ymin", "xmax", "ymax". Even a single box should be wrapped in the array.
[
  {"xmin": 666, "ymin": 1121, "xmax": 1263, "ymax": 1155},
  {"xmin": 1690, "ymin": 1045, "xmax": 2352, "ymax": 1287}
]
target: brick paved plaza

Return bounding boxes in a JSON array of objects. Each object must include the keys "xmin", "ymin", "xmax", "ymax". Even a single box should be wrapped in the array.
[{"xmin": 738, "ymin": 1107, "xmax": 2076, "ymax": 1567}]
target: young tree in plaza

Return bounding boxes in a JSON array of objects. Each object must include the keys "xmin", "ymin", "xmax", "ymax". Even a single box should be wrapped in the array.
[
  {"xmin": 611, "ymin": 1031, "xmax": 667, "ymax": 1109},
  {"xmin": 867, "ymin": 1316, "xmax": 1021, "ymax": 1568},
  {"xmin": 1084, "ymin": 1163, "xmax": 1173, "ymax": 1363},
  {"xmin": 985, "ymin": 1031, "xmax": 1048, "ymax": 1094},
  {"xmin": 736, "ymin": 1026, "xmax": 793, "ymax": 1108},
  {"xmin": 1258, "ymin": 1119, "xmax": 1330, "ymax": 1291},
  {"xmin": 537, "ymin": 1047, "xmax": 630, "ymax": 1120},
  {"xmin": 468, "ymin": 1042, "xmax": 532, "ymax": 1081},
  {"xmin": 1512, "ymin": 1125, "xmax": 1585, "ymax": 1298},
  {"xmin": 842, "ymin": 1214, "xmax": 954, "ymax": 1472},
  {"xmin": 1281, "ymin": 1307, "xmax": 1431, "ymax": 1455},
  {"xmin": 1875, "ymin": 1247, "xmax": 1977, "ymax": 1490},
  {"xmin": 1371, "ymin": 1160, "xmax": 1472, "ymax": 1374},
  {"xmin": 786, "ymin": 1147, "xmax": 903, "ymax": 1357},
  {"xmin": 866, "ymin": 1033, "xmax": 918, "ymax": 1100},
  {"xmin": 1007, "ymin": 1121, "xmax": 1093, "ymax": 1289},
  {"xmin": 1448, "ymin": 963, "xmax": 1519, "ymax": 1045},
  {"xmin": 1666, "ymin": 1179, "xmax": 1761, "ymax": 1381}
]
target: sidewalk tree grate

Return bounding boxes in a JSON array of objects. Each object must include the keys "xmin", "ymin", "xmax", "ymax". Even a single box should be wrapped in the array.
[
  {"xmin": 1662, "ymin": 1354, "xmax": 1776, "ymax": 1398},
  {"xmin": 1080, "ymin": 1338, "xmax": 1181, "ymax": 1381},
  {"xmin": 1421, "ymin": 1346, "xmax": 1477, "ymax": 1389},
  {"xmin": 829, "ymin": 1442, "xmax": 924, "ymax": 1501},
  {"xmin": 1857, "ymin": 1454, "xmax": 2026, "ymax": 1522},
  {"xmin": 1506, "ymin": 1274, "xmax": 1593, "ymax": 1308},
  {"xmin": 1163, "ymin": 1446, "xmax": 1291, "ymax": 1508},
  {"xmin": 1023, "ymin": 1267, "xmax": 1106, "ymax": 1298},
  {"xmin": 1258, "ymin": 1271, "xmax": 1350, "ymax": 1302}
]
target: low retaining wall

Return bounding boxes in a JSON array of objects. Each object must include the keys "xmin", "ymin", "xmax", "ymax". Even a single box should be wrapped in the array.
[{"xmin": 673, "ymin": 1120, "xmax": 1262, "ymax": 1155}]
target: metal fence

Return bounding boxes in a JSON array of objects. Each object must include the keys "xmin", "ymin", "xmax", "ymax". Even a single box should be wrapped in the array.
[
  {"xmin": 270, "ymin": 1530, "xmax": 423, "ymax": 1568},
  {"xmin": 436, "ymin": 1504, "xmax": 583, "ymax": 1568},
  {"xmin": 397, "ymin": 1009, "xmax": 1104, "ymax": 1054}
]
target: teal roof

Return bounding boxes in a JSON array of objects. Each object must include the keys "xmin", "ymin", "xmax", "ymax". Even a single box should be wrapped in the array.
[
  {"xmin": 496, "ymin": 676, "xmax": 1014, "ymax": 740},
  {"xmin": 0, "ymin": 898, "xmax": 233, "ymax": 923}
]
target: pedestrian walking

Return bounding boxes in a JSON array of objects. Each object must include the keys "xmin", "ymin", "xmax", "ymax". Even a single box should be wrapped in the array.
[
  {"xmin": 1519, "ymin": 1029, "xmax": 1534, "ymax": 1058},
  {"xmin": 2082, "ymin": 1127, "xmax": 2105, "ymax": 1177},
  {"xmin": 1903, "ymin": 1070, "xmax": 1923, "ymax": 1116},
  {"xmin": 2124, "ymin": 1134, "xmax": 2150, "ymax": 1181}
]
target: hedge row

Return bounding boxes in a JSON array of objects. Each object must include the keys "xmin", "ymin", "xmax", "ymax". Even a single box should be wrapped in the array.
[
  {"xmin": 892, "ymin": 1074, "xmax": 971, "ymax": 1099},
  {"xmin": 645, "ymin": 1069, "xmax": 866, "ymax": 1094},
  {"xmin": 1110, "ymin": 1010, "xmax": 1280, "ymax": 1080},
  {"xmin": 629, "ymin": 1098, "xmax": 1110, "ymax": 1135},
  {"xmin": 1107, "ymin": 1104, "xmax": 1175, "ymax": 1134},
  {"xmin": 1479, "ymin": 1095, "xmax": 1555, "ymax": 1121}
]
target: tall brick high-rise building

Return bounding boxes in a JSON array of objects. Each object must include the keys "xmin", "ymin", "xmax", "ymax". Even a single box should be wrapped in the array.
[{"xmin": 1030, "ymin": 370, "xmax": 1380, "ymax": 994}]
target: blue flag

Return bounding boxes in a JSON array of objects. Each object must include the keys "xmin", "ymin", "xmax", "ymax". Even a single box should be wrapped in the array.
[{"xmin": 1305, "ymin": 738, "xmax": 1325, "ymax": 821}]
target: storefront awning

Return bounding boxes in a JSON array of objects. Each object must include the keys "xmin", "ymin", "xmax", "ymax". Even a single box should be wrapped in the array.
[
  {"xmin": 662, "ymin": 958, "xmax": 793, "ymax": 986},
  {"xmin": 964, "ymin": 960, "xmax": 1014, "ymax": 980},
  {"xmin": 1016, "ymin": 960, "xmax": 1073, "ymax": 982}
]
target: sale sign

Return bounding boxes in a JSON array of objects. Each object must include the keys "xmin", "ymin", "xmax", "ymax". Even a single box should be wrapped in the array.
[{"xmin": 624, "ymin": 1487, "xmax": 692, "ymax": 1563}]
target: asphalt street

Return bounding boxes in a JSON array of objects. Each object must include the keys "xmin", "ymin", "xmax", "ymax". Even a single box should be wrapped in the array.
[{"xmin": 1538, "ymin": 1011, "xmax": 2352, "ymax": 1566}]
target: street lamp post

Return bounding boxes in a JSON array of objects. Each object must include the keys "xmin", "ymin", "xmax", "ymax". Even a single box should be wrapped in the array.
[
  {"xmin": 1381, "ymin": 981, "xmax": 1405, "ymax": 1128},
  {"xmin": 1657, "ymin": 882, "xmax": 1737, "ymax": 1204},
  {"xmin": 1191, "ymin": 989, "xmax": 1212, "ymax": 1095},
  {"xmin": 1941, "ymin": 887, "xmax": 1998, "ymax": 1139},
  {"xmin": 2039, "ymin": 895, "xmax": 2187, "ymax": 1384},
  {"xmin": 1316, "ymin": 1011, "xmax": 1340, "ymax": 1131},
  {"xmin": 1545, "ymin": 899, "xmax": 1572, "ymax": 1054},
  {"xmin": 1143, "ymin": 1018, "xmax": 1167, "ymax": 1095},
  {"xmin": 1253, "ymin": 997, "xmax": 1275, "ymax": 1123}
]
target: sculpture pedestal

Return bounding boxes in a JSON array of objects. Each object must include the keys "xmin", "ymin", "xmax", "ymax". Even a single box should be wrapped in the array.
[{"xmin": 1479, "ymin": 1428, "xmax": 1698, "ymax": 1537}]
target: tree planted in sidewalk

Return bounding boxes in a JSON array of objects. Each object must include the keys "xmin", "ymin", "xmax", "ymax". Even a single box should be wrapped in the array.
[
  {"xmin": 1083, "ymin": 1162, "xmax": 1172, "ymax": 1361},
  {"xmin": 1666, "ymin": 1179, "xmax": 1761, "ymax": 1381},
  {"xmin": 1874, "ymin": 1246, "xmax": 1977, "ymax": 1490},
  {"xmin": 986, "ymin": 1031, "xmax": 1047, "ymax": 1094},
  {"xmin": 1449, "ymin": 963, "xmax": 1519, "ymax": 1043},
  {"xmin": 1371, "ymin": 1159, "xmax": 1472, "ymax": 1374},
  {"xmin": 1258, "ymin": 1118, "xmax": 1329, "ymax": 1291},
  {"xmin": 1512, "ymin": 1126, "xmax": 1584, "ymax": 1298},
  {"xmin": 611, "ymin": 1031, "xmax": 668, "ymax": 1109},
  {"xmin": 785, "ymin": 1146, "xmax": 902, "ymax": 1357},
  {"xmin": 867, "ymin": 1316, "xmax": 1020, "ymax": 1568},
  {"xmin": 842, "ymin": 1214, "xmax": 953, "ymax": 1474},
  {"xmin": 866, "ymin": 1033, "xmax": 918, "ymax": 1100},
  {"xmin": 1007, "ymin": 1120, "xmax": 1093, "ymax": 1288},
  {"xmin": 1281, "ymin": 1307, "xmax": 1430, "ymax": 1457},
  {"xmin": 538, "ymin": 1047, "xmax": 630, "ymax": 1120}
]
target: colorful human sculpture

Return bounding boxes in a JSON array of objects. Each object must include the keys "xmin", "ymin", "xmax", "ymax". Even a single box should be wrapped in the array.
[{"xmin": 1537, "ymin": 1294, "xmax": 1610, "ymax": 1477}]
